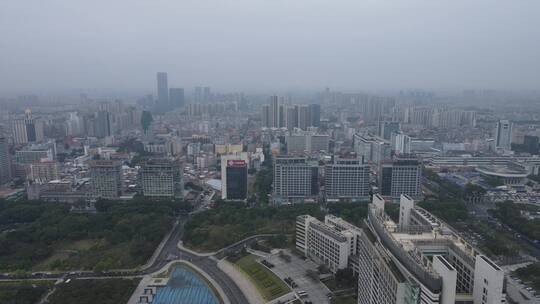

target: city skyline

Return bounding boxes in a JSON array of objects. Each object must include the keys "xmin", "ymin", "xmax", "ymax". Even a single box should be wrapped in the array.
[{"xmin": 2, "ymin": 1, "xmax": 540, "ymax": 93}]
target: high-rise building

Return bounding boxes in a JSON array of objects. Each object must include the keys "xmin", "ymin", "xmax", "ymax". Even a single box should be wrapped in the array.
[
  {"xmin": 353, "ymin": 134, "xmax": 391, "ymax": 165},
  {"xmin": 11, "ymin": 109, "xmax": 45, "ymax": 144},
  {"xmin": 325, "ymin": 158, "xmax": 370, "ymax": 201},
  {"xmin": 139, "ymin": 158, "xmax": 182, "ymax": 198},
  {"xmin": 286, "ymin": 106, "xmax": 298, "ymax": 130},
  {"xmin": 203, "ymin": 86, "xmax": 211, "ymax": 102},
  {"xmin": 358, "ymin": 195, "xmax": 505, "ymax": 304},
  {"xmin": 379, "ymin": 121, "xmax": 400, "ymax": 140},
  {"xmin": 308, "ymin": 104, "xmax": 321, "ymax": 127},
  {"xmin": 95, "ymin": 110, "xmax": 111, "ymax": 138},
  {"xmin": 273, "ymin": 156, "xmax": 319, "ymax": 201},
  {"xmin": 169, "ymin": 88, "xmax": 185, "ymax": 109},
  {"xmin": 379, "ymin": 156, "xmax": 422, "ymax": 199},
  {"xmin": 221, "ymin": 158, "xmax": 248, "ymax": 200},
  {"xmin": 286, "ymin": 132, "xmax": 329, "ymax": 154},
  {"xmin": 0, "ymin": 136, "xmax": 11, "ymax": 185},
  {"xmin": 279, "ymin": 104, "xmax": 286, "ymax": 128},
  {"xmin": 261, "ymin": 104, "xmax": 271, "ymax": 128},
  {"xmin": 495, "ymin": 120, "xmax": 512, "ymax": 150},
  {"xmin": 523, "ymin": 135, "xmax": 539, "ymax": 154},
  {"xmin": 298, "ymin": 105, "xmax": 309, "ymax": 130},
  {"xmin": 156, "ymin": 72, "xmax": 169, "ymax": 111},
  {"xmin": 89, "ymin": 160, "xmax": 122, "ymax": 199},
  {"xmin": 391, "ymin": 132, "xmax": 411, "ymax": 155},
  {"xmin": 193, "ymin": 86, "xmax": 203, "ymax": 103},
  {"xmin": 270, "ymin": 95, "xmax": 280, "ymax": 128}
]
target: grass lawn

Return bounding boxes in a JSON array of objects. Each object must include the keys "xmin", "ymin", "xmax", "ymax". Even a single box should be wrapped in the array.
[
  {"xmin": 322, "ymin": 278, "xmax": 338, "ymax": 291},
  {"xmin": 0, "ymin": 280, "xmax": 54, "ymax": 304},
  {"xmin": 233, "ymin": 254, "xmax": 290, "ymax": 301},
  {"xmin": 48, "ymin": 278, "xmax": 140, "ymax": 304},
  {"xmin": 331, "ymin": 294, "xmax": 357, "ymax": 304}
]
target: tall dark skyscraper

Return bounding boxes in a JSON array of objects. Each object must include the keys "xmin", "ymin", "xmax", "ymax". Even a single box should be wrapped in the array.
[
  {"xmin": 0, "ymin": 136, "xmax": 11, "ymax": 185},
  {"xmin": 379, "ymin": 121, "xmax": 400, "ymax": 140},
  {"xmin": 270, "ymin": 95, "xmax": 279, "ymax": 128},
  {"xmin": 221, "ymin": 159, "xmax": 248, "ymax": 200},
  {"xmin": 308, "ymin": 104, "xmax": 321, "ymax": 127},
  {"xmin": 95, "ymin": 110, "xmax": 111, "ymax": 138},
  {"xmin": 156, "ymin": 72, "xmax": 169, "ymax": 110},
  {"xmin": 169, "ymin": 88, "xmax": 185, "ymax": 108}
]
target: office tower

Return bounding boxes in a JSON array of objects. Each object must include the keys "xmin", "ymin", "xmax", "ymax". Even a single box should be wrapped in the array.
[
  {"xmin": 278, "ymin": 104, "xmax": 286, "ymax": 128},
  {"xmin": 308, "ymin": 104, "xmax": 321, "ymax": 127},
  {"xmin": 391, "ymin": 132, "xmax": 411, "ymax": 155},
  {"xmin": 11, "ymin": 109, "xmax": 45, "ymax": 144},
  {"xmin": 298, "ymin": 105, "xmax": 309, "ymax": 130},
  {"xmin": 269, "ymin": 95, "xmax": 280, "ymax": 128},
  {"xmin": 221, "ymin": 158, "xmax": 248, "ymax": 200},
  {"xmin": 286, "ymin": 106, "xmax": 298, "ymax": 130},
  {"xmin": 523, "ymin": 135, "xmax": 539, "ymax": 154},
  {"xmin": 156, "ymin": 72, "xmax": 169, "ymax": 111},
  {"xmin": 95, "ymin": 110, "xmax": 111, "ymax": 138},
  {"xmin": 261, "ymin": 104, "xmax": 271, "ymax": 128},
  {"xmin": 357, "ymin": 195, "xmax": 505, "ymax": 304},
  {"xmin": 89, "ymin": 160, "xmax": 122, "ymax": 199},
  {"xmin": 285, "ymin": 132, "xmax": 329, "ymax": 154},
  {"xmin": 296, "ymin": 214, "xmax": 362, "ymax": 273},
  {"xmin": 194, "ymin": 86, "xmax": 202, "ymax": 103},
  {"xmin": 495, "ymin": 120, "xmax": 512, "ymax": 150},
  {"xmin": 379, "ymin": 156, "xmax": 422, "ymax": 199},
  {"xmin": 353, "ymin": 134, "xmax": 391, "ymax": 165},
  {"xmin": 139, "ymin": 158, "xmax": 182, "ymax": 198},
  {"xmin": 28, "ymin": 161, "xmax": 59, "ymax": 182},
  {"xmin": 203, "ymin": 87, "xmax": 211, "ymax": 102},
  {"xmin": 273, "ymin": 156, "xmax": 319, "ymax": 201},
  {"xmin": 169, "ymin": 88, "xmax": 185, "ymax": 109},
  {"xmin": 0, "ymin": 136, "xmax": 11, "ymax": 185},
  {"xmin": 325, "ymin": 158, "xmax": 370, "ymax": 201},
  {"xmin": 379, "ymin": 121, "xmax": 400, "ymax": 140}
]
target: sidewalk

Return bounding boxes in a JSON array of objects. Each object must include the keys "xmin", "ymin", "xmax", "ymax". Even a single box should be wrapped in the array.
[
  {"xmin": 217, "ymin": 259, "xmax": 264, "ymax": 304},
  {"xmin": 177, "ymin": 241, "xmax": 217, "ymax": 257}
]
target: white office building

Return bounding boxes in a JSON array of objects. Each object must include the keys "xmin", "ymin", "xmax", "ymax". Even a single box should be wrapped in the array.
[
  {"xmin": 273, "ymin": 156, "xmax": 319, "ymax": 201},
  {"xmin": 296, "ymin": 214, "xmax": 362, "ymax": 273},
  {"xmin": 358, "ymin": 194, "xmax": 506, "ymax": 304},
  {"xmin": 325, "ymin": 158, "xmax": 370, "ymax": 201},
  {"xmin": 495, "ymin": 120, "xmax": 512, "ymax": 150}
]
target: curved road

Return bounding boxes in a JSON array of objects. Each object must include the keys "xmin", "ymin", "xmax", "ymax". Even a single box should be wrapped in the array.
[{"xmin": 0, "ymin": 215, "xmax": 250, "ymax": 304}]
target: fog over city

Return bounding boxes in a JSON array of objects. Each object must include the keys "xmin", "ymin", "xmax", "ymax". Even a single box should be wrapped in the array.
[
  {"xmin": 2, "ymin": 1, "xmax": 540, "ymax": 304},
  {"xmin": 2, "ymin": 0, "xmax": 540, "ymax": 93}
]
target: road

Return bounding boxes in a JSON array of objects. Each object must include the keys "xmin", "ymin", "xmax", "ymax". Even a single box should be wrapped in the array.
[{"xmin": 0, "ymin": 213, "xmax": 250, "ymax": 304}]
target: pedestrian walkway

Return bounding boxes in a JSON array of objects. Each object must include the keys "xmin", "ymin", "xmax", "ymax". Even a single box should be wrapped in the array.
[{"xmin": 217, "ymin": 259, "xmax": 265, "ymax": 304}]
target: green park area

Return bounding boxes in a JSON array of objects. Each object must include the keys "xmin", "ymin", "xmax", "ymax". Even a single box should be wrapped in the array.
[
  {"xmin": 0, "ymin": 199, "xmax": 190, "ymax": 272},
  {"xmin": 0, "ymin": 280, "xmax": 54, "ymax": 304},
  {"xmin": 182, "ymin": 200, "xmax": 323, "ymax": 252},
  {"xmin": 230, "ymin": 253, "xmax": 289, "ymax": 301},
  {"xmin": 48, "ymin": 278, "xmax": 140, "ymax": 304}
]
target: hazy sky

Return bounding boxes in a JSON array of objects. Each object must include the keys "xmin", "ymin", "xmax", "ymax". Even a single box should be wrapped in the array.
[{"xmin": 1, "ymin": 0, "xmax": 539, "ymax": 93}]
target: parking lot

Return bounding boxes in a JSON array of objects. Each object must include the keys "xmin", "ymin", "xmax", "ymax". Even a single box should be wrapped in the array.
[
  {"xmin": 264, "ymin": 249, "xmax": 331, "ymax": 304},
  {"xmin": 503, "ymin": 264, "xmax": 539, "ymax": 304}
]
